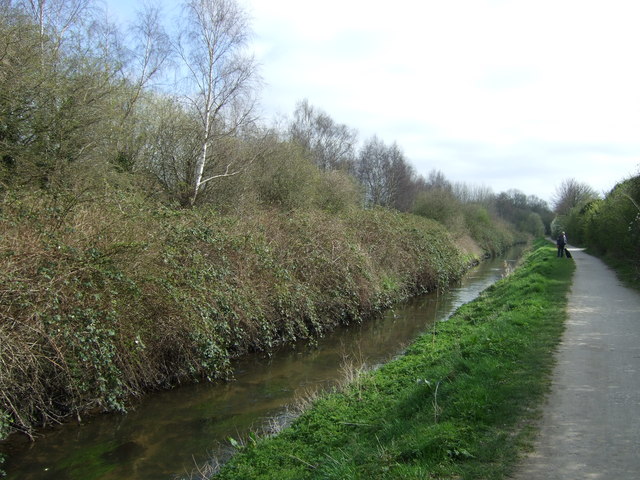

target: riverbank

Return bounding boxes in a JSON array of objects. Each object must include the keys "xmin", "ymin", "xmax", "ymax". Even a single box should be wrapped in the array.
[
  {"xmin": 0, "ymin": 247, "xmax": 526, "ymax": 480},
  {"xmin": 1, "ymin": 193, "xmax": 519, "ymax": 464},
  {"xmin": 213, "ymin": 240, "xmax": 574, "ymax": 479}
]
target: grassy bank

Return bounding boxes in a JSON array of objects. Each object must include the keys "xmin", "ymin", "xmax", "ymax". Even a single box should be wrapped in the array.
[
  {"xmin": 213, "ymin": 240, "xmax": 574, "ymax": 479},
  {"xmin": 0, "ymin": 191, "xmax": 481, "ymax": 452}
]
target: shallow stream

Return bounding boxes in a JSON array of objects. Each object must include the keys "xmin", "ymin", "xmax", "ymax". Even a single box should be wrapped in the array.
[{"xmin": 1, "ymin": 245, "xmax": 526, "ymax": 479}]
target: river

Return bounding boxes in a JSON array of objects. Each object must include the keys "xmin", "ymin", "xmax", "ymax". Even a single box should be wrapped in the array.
[{"xmin": 0, "ymin": 245, "xmax": 526, "ymax": 479}]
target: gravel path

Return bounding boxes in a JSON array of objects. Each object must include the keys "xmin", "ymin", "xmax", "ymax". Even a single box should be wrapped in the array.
[{"xmin": 512, "ymin": 247, "xmax": 640, "ymax": 479}]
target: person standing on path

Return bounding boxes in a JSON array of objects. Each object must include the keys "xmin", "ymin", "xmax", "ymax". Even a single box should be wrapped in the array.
[
  {"xmin": 556, "ymin": 231, "xmax": 567, "ymax": 257},
  {"xmin": 512, "ymin": 248, "xmax": 640, "ymax": 479}
]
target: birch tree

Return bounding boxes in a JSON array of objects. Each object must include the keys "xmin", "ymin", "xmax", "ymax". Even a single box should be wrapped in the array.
[
  {"xmin": 177, "ymin": 0, "xmax": 258, "ymax": 207},
  {"xmin": 124, "ymin": 4, "xmax": 172, "ymax": 118},
  {"xmin": 111, "ymin": 4, "xmax": 172, "ymax": 172},
  {"xmin": 11, "ymin": 0, "xmax": 92, "ymax": 60}
]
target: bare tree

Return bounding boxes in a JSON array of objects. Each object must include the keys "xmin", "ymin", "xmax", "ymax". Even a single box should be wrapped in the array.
[
  {"xmin": 124, "ymin": 3, "xmax": 172, "ymax": 117},
  {"xmin": 138, "ymin": 94, "xmax": 201, "ymax": 197},
  {"xmin": 385, "ymin": 142, "xmax": 416, "ymax": 211},
  {"xmin": 425, "ymin": 169, "xmax": 452, "ymax": 192},
  {"xmin": 289, "ymin": 99, "xmax": 357, "ymax": 172},
  {"xmin": 356, "ymin": 136, "xmax": 388, "ymax": 207},
  {"xmin": 14, "ymin": 0, "xmax": 92, "ymax": 55},
  {"xmin": 177, "ymin": 0, "xmax": 259, "ymax": 207},
  {"xmin": 355, "ymin": 136, "xmax": 414, "ymax": 209},
  {"xmin": 453, "ymin": 182, "xmax": 494, "ymax": 205},
  {"xmin": 552, "ymin": 178, "xmax": 599, "ymax": 215},
  {"xmin": 107, "ymin": 3, "xmax": 173, "ymax": 172}
]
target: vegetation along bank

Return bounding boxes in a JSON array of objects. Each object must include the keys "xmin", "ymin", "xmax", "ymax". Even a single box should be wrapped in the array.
[
  {"xmin": 213, "ymin": 240, "xmax": 574, "ymax": 479},
  {"xmin": 1, "ymin": 193, "xmax": 517, "ymax": 450},
  {"xmin": 0, "ymin": 0, "xmax": 547, "ymax": 471}
]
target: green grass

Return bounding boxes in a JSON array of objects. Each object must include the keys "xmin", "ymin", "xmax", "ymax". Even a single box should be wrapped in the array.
[{"xmin": 214, "ymin": 240, "xmax": 575, "ymax": 479}]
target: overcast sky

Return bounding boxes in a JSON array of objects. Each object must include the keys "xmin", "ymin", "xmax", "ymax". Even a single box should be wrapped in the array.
[{"xmin": 111, "ymin": 0, "xmax": 640, "ymax": 204}]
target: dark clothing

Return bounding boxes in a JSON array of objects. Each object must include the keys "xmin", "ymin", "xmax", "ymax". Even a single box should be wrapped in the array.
[{"xmin": 557, "ymin": 234, "xmax": 567, "ymax": 257}]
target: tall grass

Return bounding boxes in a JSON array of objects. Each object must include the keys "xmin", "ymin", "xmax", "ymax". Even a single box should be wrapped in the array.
[{"xmin": 213, "ymin": 240, "xmax": 574, "ymax": 479}]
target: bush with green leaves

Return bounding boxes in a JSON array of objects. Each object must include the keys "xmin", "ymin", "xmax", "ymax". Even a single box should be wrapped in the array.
[
  {"xmin": 584, "ymin": 175, "xmax": 640, "ymax": 281},
  {"xmin": 0, "ymin": 190, "xmax": 471, "ymax": 441}
]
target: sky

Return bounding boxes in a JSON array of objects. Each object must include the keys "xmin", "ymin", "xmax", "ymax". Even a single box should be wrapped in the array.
[{"xmin": 109, "ymin": 0, "xmax": 640, "ymax": 204}]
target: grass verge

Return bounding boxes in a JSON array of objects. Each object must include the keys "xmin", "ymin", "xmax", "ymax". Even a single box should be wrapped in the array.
[{"xmin": 214, "ymin": 239, "xmax": 575, "ymax": 479}]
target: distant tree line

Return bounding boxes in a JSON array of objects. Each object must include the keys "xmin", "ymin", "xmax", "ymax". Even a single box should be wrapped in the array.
[{"xmin": 0, "ymin": 0, "xmax": 553, "ymax": 237}]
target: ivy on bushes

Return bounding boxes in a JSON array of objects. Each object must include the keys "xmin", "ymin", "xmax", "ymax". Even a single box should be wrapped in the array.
[{"xmin": 1, "ymin": 195, "xmax": 481, "ymax": 442}]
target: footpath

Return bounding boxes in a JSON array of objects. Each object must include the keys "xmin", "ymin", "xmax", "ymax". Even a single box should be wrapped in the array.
[{"xmin": 513, "ymin": 247, "xmax": 640, "ymax": 479}]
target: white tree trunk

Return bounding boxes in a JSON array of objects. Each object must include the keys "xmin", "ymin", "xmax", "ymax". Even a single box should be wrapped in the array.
[
  {"xmin": 179, "ymin": 0, "xmax": 257, "ymax": 207},
  {"xmin": 190, "ymin": 109, "xmax": 210, "ymax": 206}
]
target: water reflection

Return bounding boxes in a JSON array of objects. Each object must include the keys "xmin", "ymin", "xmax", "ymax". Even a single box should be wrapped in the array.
[{"xmin": 1, "ymin": 247, "xmax": 525, "ymax": 480}]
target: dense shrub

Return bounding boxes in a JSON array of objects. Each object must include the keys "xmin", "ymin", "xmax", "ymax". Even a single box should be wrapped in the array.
[
  {"xmin": 0, "ymin": 191, "xmax": 471, "ymax": 439},
  {"xmin": 413, "ymin": 192, "xmax": 519, "ymax": 256},
  {"xmin": 413, "ymin": 189, "xmax": 461, "ymax": 227},
  {"xmin": 462, "ymin": 204, "xmax": 517, "ymax": 255},
  {"xmin": 518, "ymin": 212, "xmax": 545, "ymax": 237},
  {"xmin": 584, "ymin": 176, "xmax": 640, "ymax": 272}
]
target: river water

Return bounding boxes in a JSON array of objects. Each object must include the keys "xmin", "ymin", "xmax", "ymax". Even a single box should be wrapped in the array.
[{"xmin": 1, "ymin": 246, "xmax": 525, "ymax": 480}]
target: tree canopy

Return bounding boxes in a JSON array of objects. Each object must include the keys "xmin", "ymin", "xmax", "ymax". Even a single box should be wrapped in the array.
[{"xmin": 1, "ymin": 0, "xmax": 563, "ymax": 236}]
